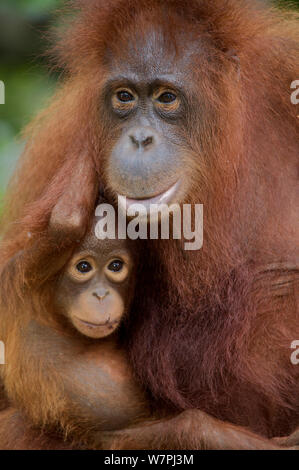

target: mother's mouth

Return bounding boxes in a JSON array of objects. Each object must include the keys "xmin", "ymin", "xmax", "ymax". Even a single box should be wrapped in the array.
[{"xmin": 118, "ymin": 180, "xmax": 181, "ymax": 212}]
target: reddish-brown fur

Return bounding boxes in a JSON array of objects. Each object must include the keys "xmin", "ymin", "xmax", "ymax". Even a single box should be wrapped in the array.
[
  {"xmin": 0, "ymin": 409, "xmax": 74, "ymax": 450},
  {"xmin": 0, "ymin": 0, "xmax": 298, "ymax": 447}
]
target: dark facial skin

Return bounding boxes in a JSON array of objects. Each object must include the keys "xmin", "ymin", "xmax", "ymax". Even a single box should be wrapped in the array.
[
  {"xmin": 56, "ymin": 235, "xmax": 135, "ymax": 339},
  {"xmin": 103, "ymin": 28, "xmax": 201, "ymax": 209}
]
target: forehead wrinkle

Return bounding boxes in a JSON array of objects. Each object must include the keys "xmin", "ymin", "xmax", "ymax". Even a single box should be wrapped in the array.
[
  {"xmin": 106, "ymin": 74, "xmax": 185, "ymax": 93},
  {"xmin": 107, "ymin": 28, "xmax": 202, "ymax": 85}
]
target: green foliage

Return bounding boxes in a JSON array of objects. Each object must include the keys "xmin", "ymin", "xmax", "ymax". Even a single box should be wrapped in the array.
[
  {"xmin": 0, "ymin": 0, "xmax": 59, "ymax": 209},
  {"xmin": 276, "ymin": 0, "xmax": 299, "ymax": 8},
  {"xmin": 0, "ymin": 66, "xmax": 56, "ymax": 194},
  {"xmin": 3, "ymin": 0, "xmax": 62, "ymax": 15}
]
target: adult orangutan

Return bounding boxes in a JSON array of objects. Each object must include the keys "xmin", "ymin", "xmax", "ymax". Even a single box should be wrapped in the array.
[{"xmin": 0, "ymin": 0, "xmax": 298, "ymax": 449}]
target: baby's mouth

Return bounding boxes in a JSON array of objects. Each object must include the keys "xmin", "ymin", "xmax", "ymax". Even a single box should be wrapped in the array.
[{"xmin": 75, "ymin": 316, "xmax": 118, "ymax": 329}]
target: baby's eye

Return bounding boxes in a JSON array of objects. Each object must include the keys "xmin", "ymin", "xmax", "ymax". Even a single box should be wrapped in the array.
[
  {"xmin": 108, "ymin": 260, "xmax": 124, "ymax": 273},
  {"xmin": 76, "ymin": 261, "xmax": 93, "ymax": 274}
]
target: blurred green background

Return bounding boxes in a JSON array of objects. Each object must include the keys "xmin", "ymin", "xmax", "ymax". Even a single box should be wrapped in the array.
[
  {"xmin": 0, "ymin": 0, "xmax": 298, "ymax": 209},
  {"xmin": 0, "ymin": 0, "xmax": 61, "ymax": 208}
]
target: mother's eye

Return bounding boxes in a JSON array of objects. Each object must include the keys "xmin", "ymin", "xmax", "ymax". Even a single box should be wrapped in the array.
[
  {"xmin": 157, "ymin": 92, "xmax": 177, "ymax": 104},
  {"xmin": 117, "ymin": 90, "xmax": 135, "ymax": 102}
]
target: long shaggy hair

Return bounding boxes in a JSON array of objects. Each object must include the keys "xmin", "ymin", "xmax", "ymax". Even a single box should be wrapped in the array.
[{"xmin": 0, "ymin": 0, "xmax": 298, "ymax": 438}]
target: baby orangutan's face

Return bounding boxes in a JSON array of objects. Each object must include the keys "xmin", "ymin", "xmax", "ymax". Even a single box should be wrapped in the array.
[{"xmin": 56, "ymin": 238, "xmax": 135, "ymax": 339}]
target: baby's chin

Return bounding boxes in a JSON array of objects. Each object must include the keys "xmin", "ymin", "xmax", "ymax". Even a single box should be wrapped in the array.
[{"xmin": 72, "ymin": 316, "xmax": 120, "ymax": 339}]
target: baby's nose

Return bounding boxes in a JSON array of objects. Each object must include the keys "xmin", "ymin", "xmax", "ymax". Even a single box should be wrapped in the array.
[{"xmin": 92, "ymin": 288, "xmax": 109, "ymax": 301}]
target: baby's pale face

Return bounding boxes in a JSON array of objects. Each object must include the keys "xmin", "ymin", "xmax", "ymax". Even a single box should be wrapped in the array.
[{"xmin": 56, "ymin": 238, "xmax": 135, "ymax": 339}]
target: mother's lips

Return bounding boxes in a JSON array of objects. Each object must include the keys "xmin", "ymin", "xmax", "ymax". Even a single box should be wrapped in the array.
[{"xmin": 118, "ymin": 180, "xmax": 181, "ymax": 212}]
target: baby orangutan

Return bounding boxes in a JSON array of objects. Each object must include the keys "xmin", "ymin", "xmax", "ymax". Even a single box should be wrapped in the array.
[
  {"xmin": 56, "ymin": 234, "xmax": 135, "ymax": 339},
  {"xmin": 0, "ymin": 216, "xmax": 150, "ymax": 446}
]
